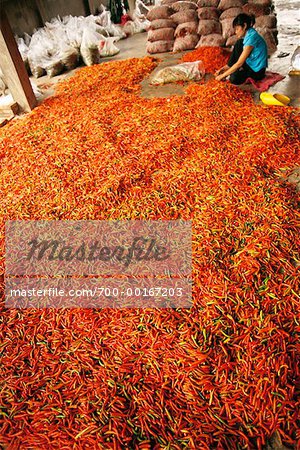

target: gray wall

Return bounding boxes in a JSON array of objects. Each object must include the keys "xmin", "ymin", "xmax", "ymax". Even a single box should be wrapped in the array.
[
  {"xmin": 3, "ymin": 0, "xmax": 43, "ymax": 36},
  {"xmin": 1, "ymin": 0, "xmax": 107, "ymax": 37},
  {"xmin": 88, "ymin": 0, "xmax": 109, "ymax": 14},
  {"xmin": 35, "ymin": 0, "xmax": 88, "ymax": 23}
]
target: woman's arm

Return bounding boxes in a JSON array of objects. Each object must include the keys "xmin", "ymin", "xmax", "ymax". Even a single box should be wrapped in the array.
[
  {"xmin": 215, "ymin": 46, "xmax": 253, "ymax": 81},
  {"xmin": 215, "ymin": 65, "xmax": 230, "ymax": 76}
]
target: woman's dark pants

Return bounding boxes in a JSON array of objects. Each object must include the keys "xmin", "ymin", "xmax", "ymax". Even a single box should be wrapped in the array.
[{"xmin": 228, "ymin": 39, "xmax": 266, "ymax": 85}]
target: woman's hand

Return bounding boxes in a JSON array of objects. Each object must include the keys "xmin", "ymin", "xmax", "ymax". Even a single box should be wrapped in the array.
[
  {"xmin": 215, "ymin": 47, "xmax": 253, "ymax": 81},
  {"xmin": 215, "ymin": 67, "xmax": 224, "ymax": 76},
  {"xmin": 215, "ymin": 65, "xmax": 229, "ymax": 76}
]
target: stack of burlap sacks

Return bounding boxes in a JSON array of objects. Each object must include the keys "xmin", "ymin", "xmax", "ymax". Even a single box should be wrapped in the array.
[
  {"xmin": 146, "ymin": 0, "xmax": 277, "ymax": 54},
  {"xmin": 245, "ymin": 1, "xmax": 277, "ymax": 54},
  {"xmin": 209, "ymin": 0, "xmax": 278, "ymax": 53},
  {"xmin": 146, "ymin": 2, "xmax": 199, "ymax": 53}
]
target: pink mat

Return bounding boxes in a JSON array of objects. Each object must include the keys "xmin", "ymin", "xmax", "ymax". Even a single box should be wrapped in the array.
[{"xmin": 245, "ymin": 71, "xmax": 285, "ymax": 91}]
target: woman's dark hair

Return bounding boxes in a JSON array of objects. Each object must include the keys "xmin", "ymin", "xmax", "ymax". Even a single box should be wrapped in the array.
[{"xmin": 232, "ymin": 13, "xmax": 255, "ymax": 29}]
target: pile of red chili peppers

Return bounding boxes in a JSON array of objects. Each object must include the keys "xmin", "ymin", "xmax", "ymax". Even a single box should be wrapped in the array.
[
  {"xmin": 181, "ymin": 46, "xmax": 230, "ymax": 73},
  {"xmin": 0, "ymin": 55, "xmax": 299, "ymax": 449}
]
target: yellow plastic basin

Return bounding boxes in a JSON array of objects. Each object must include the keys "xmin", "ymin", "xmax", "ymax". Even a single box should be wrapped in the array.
[{"xmin": 260, "ymin": 92, "xmax": 291, "ymax": 106}]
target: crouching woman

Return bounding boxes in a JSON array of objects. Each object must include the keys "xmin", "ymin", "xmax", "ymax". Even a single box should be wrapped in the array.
[{"xmin": 215, "ymin": 13, "xmax": 268, "ymax": 85}]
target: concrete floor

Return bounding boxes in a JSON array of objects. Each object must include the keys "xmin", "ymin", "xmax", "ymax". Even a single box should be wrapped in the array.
[
  {"xmin": 266, "ymin": 0, "xmax": 300, "ymax": 106},
  {"xmin": 31, "ymin": 0, "xmax": 300, "ymax": 106}
]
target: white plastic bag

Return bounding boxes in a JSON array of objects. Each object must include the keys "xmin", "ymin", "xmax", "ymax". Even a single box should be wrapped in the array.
[
  {"xmin": 96, "ymin": 5, "xmax": 111, "ymax": 28},
  {"xmin": 23, "ymin": 33, "xmax": 31, "ymax": 46},
  {"xmin": 30, "ymin": 81, "xmax": 43, "ymax": 100},
  {"xmin": 16, "ymin": 36, "xmax": 30, "ymax": 73},
  {"xmin": 135, "ymin": 17, "xmax": 150, "ymax": 32},
  {"xmin": 134, "ymin": 0, "xmax": 150, "ymax": 18},
  {"xmin": 59, "ymin": 46, "xmax": 79, "ymax": 70},
  {"xmin": 27, "ymin": 49, "xmax": 46, "ymax": 78},
  {"xmin": 150, "ymin": 60, "xmax": 205, "ymax": 84},
  {"xmin": 29, "ymin": 28, "xmax": 57, "ymax": 56},
  {"xmin": 95, "ymin": 25, "xmax": 110, "ymax": 37},
  {"xmin": 129, "ymin": 0, "xmax": 152, "ymax": 35},
  {"xmin": 16, "ymin": 37, "xmax": 29, "ymax": 61},
  {"xmin": 98, "ymin": 37, "xmax": 120, "ymax": 57},
  {"xmin": 63, "ymin": 15, "xmax": 86, "ymax": 49},
  {"xmin": 0, "ymin": 75, "xmax": 6, "ymax": 96},
  {"xmin": 44, "ymin": 15, "xmax": 64, "ymax": 30},
  {"xmin": 44, "ymin": 16, "xmax": 70, "ymax": 49},
  {"xmin": 123, "ymin": 20, "xmax": 141, "ymax": 35},
  {"xmin": 28, "ymin": 28, "xmax": 56, "ymax": 77},
  {"xmin": 40, "ymin": 17, "xmax": 78, "ymax": 74},
  {"xmin": 128, "ymin": 17, "xmax": 150, "ymax": 34},
  {"xmin": 109, "ymin": 24, "xmax": 127, "ymax": 39},
  {"xmin": 0, "ymin": 93, "xmax": 13, "ymax": 105},
  {"xmin": 95, "ymin": 7, "xmax": 127, "ymax": 39},
  {"xmin": 80, "ymin": 27, "xmax": 102, "ymax": 65},
  {"xmin": 291, "ymin": 46, "xmax": 300, "ymax": 71},
  {"xmin": 43, "ymin": 54, "xmax": 64, "ymax": 77}
]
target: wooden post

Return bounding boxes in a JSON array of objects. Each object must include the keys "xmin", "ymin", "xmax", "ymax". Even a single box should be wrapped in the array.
[{"xmin": 0, "ymin": 9, "xmax": 36, "ymax": 113}]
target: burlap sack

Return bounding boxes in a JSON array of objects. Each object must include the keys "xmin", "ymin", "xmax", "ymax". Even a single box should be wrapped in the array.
[
  {"xmin": 196, "ymin": 33, "xmax": 225, "ymax": 46},
  {"xmin": 147, "ymin": 40, "xmax": 174, "ymax": 53},
  {"xmin": 242, "ymin": 3, "xmax": 271, "ymax": 16},
  {"xmin": 150, "ymin": 19, "xmax": 177, "ymax": 29},
  {"xmin": 148, "ymin": 27, "xmax": 175, "ymax": 41},
  {"xmin": 248, "ymin": 0, "xmax": 272, "ymax": 5},
  {"xmin": 221, "ymin": 18, "xmax": 235, "ymax": 39},
  {"xmin": 218, "ymin": 0, "xmax": 244, "ymax": 10},
  {"xmin": 255, "ymin": 14, "xmax": 277, "ymax": 28},
  {"xmin": 220, "ymin": 7, "xmax": 242, "ymax": 19},
  {"xmin": 198, "ymin": 19, "xmax": 221, "ymax": 35},
  {"xmin": 197, "ymin": 0, "xmax": 219, "ymax": 6},
  {"xmin": 255, "ymin": 26, "xmax": 277, "ymax": 54},
  {"xmin": 175, "ymin": 21, "xmax": 199, "ymax": 37},
  {"xmin": 173, "ymin": 33, "xmax": 199, "ymax": 51},
  {"xmin": 197, "ymin": 7, "xmax": 220, "ymax": 19},
  {"xmin": 226, "ymin": 34, "xmax": 238, "ymax": 46},
  {"xmin": 172, "ymin": 1, "xmax": 198, "ymax": 11},
  {"xmin": 147, "ymin": 6, "xmax": 173, "ymax": 21},
  {"xmin": 171, "ymin": 9, "xmax": 198, "ymax": 23}
]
